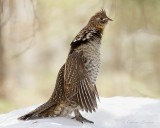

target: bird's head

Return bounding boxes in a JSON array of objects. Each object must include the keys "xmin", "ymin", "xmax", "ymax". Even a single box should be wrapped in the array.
[{"xmin": 88, "ymin": 9, "xmax": 112, "ymax": 30}]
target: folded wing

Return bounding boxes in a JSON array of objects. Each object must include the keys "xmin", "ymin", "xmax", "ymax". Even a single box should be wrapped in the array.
[{"xmin": 64, "ymin": 51, "xmax": 97, "ymax": 112}]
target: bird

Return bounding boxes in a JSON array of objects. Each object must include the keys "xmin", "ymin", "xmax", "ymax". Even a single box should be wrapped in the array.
[{"xmin": 18, "ymin": 9, "xmax": 112, "ymax": 123}]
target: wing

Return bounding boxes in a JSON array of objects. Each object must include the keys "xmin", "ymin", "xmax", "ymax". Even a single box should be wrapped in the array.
[{"xmin": 64, "ymin": 51, "xmax": 97, "ymax": 112}]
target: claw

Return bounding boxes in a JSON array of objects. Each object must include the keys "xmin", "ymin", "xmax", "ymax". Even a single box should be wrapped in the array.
[{"xmin": 72, "ymin": 110, "xmax": 94, "ymax": 124}]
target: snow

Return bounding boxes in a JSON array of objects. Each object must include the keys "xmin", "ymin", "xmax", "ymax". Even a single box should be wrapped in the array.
[{"xmin": 0, "ymin": 97, "xmax": 160, "ymax": 128}]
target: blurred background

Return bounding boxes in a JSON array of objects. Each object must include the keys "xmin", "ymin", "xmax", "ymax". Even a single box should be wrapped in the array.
[{"xmin": 0, "ymin": 0, "xmax": 160, "ymax": 113}]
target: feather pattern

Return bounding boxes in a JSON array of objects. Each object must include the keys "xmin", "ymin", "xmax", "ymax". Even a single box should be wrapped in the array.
[
  {"xmin": 70, "ymin": 27, "xmax": 102, "ymax": 51},
  {"xmin": 18, "ymin": 9, "xmax": 111, "ymax": 123},
  {"xmin": 18, "ymin": 65, "xmax": 65, "ymax": 120},
  {"xmin": 64, "ymin": 51, "xmax": 97, "ymax": 112}
]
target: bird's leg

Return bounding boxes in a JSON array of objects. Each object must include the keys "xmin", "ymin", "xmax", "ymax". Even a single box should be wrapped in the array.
[{"xmin": 72, "ymin": 110, "xmax": 94, "ymax": 123}]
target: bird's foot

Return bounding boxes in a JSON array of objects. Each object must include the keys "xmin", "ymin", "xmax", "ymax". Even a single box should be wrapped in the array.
[
  {"xmin": 72, "ymin": 110, "xmax": 94, "ymax": 124},
  {"xmin": 72, "ymin": 115, "xmax": 94, "ymax": 123}
]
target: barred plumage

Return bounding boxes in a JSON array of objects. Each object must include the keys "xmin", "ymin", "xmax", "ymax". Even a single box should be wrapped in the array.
[{"xmin": 18, "ymin": 9, "xmax": 112, "ymax": 123}]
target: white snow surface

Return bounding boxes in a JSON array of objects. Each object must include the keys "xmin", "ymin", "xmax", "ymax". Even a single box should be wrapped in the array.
[{"xmin": 0, "ymin": 97, "xmax": 160, "ymax": 128}]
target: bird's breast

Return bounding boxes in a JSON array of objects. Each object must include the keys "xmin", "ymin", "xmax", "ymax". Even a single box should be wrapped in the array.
[
  {"xmin": 76, "ymin": 41, "xmax": 101, "ymax": 85},
  {"xmin": 84, "ymin": 54, "xmax": 100, "ymax": 85}
]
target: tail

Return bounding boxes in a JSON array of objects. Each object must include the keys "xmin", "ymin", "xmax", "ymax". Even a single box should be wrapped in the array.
[
  {"xmin": 18, "ymin": 101, "xmax": 57, "ymax": 120},
  {"xmin": 18, "ymin": 65, "xmax": 65, "ymax": 120},
  {"xmin": 18, "ymin": 111, "xmax": 36, "ymax": 120}
]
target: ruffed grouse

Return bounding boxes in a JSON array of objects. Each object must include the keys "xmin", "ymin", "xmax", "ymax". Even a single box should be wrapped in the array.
[{"xmin": 18, "ymin": 9, "xmax": 112, "ymax": 123}]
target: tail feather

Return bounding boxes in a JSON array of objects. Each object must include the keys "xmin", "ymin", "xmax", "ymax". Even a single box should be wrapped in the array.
[
  {"xmin": 18, "ymin": 101, "xmax": 57, "ymax": 120},
  {"xmin": 18, "ymin": 65, "xmax": 65, "ymax": 120},
  {"xmin": 18, "ymin": 112, "xmax": 35, "ymax": 120}
]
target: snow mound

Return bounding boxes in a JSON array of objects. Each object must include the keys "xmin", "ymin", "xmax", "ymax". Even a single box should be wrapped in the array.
[{"xmin": 0, "ymin": 97, "xmax": 160, "ymax": 128}]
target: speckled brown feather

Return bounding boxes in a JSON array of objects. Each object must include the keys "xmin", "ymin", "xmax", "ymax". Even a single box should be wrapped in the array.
[
  {"xmin": 18, "ymin": 9, "xmax": 111, "ymax": 123},
  {"xmin": 64, "ymin": 51, "xmax": 97, "ymax": 112}
]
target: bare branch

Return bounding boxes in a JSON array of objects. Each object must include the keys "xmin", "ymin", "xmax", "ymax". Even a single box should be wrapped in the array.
[
  {"xmin": 11, "ymin": 36, "xmax": 35, "ymax": 58},
  {"xmin": 0, "ymin": 0, "xmax": 13, "ymax": 28},
  {"xmin": 12, "ymin": 0, "xmax": 39, "ymax": 58}
]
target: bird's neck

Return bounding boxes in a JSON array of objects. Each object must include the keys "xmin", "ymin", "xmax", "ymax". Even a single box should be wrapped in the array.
[
  {"xmin": 69, "ymin": 24, "xmax": 103, "ymax": 54},
  {"xmin": 89, "ymin": 23, "xmax": 105, "ymax": 34}
]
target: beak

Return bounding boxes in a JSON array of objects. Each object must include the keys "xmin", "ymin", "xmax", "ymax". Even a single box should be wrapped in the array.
[{"xmin": 108, "ymin": 17, "xmax": 113, "ymax": 21}]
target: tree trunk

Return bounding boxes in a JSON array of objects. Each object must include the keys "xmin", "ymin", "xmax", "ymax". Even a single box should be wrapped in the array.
[
  {"xmin": 0, "ymin": 0, "xmax": 5, "ymax": 97},
  {"xmin": 0, "ymin": 24, "xmax": 5, "ymax": 98}
]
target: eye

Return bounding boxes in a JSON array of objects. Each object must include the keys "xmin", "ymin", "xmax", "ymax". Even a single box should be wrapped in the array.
[{"xmin": 99, "ymin": 17, "xmax": 103, "ymax": 21}]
